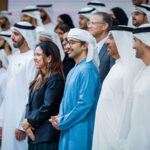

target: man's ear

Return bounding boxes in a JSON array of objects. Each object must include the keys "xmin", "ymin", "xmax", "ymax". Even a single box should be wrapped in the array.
[
  {"xmin": 102, "ymin": 23, "xmax": 109, "ymax": 31},
  {"xmin": 82, "ymin": 42, "xmax": 88, "ymax": 51}
]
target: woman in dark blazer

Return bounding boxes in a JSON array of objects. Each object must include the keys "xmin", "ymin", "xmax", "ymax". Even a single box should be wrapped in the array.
[{"xmin": 22, "ymin": 41, "xmax": 65, "ymax": 150}]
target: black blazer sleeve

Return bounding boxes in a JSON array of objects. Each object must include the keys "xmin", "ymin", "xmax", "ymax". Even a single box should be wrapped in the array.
[{"xmin": 27, "ymin": 74, "xmax": 64, "ymax": 128}]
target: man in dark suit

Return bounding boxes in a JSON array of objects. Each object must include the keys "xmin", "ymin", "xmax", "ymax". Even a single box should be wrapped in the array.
[{"xmin": 88, "ymin": 12, "xmax": 115, "ymax": 83}]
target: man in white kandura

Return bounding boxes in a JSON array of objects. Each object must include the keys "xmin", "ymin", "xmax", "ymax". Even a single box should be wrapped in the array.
[
  {"xmin": 92, "ymin": 25, "xmax": 143, "ymax": 150},
  {"xmin": 125, "ymin": 24, "xmax": 150, "ymax": 150},
  {"xmin": 0, "ymin": 22, "xmax": 36, "ymax": 150}
]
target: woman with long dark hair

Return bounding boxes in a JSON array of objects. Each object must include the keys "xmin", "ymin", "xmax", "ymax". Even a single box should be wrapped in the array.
[
  {"xmin": 57, "ymin": 14, "xmax": 74, "ymax": 29},
  {"xmin": 22, "ymin": 41, "xmax": 65, "ymax": 150},
  {"xmin": 109, "ymin": 7, "xmax": 128, "ymax": 25}
]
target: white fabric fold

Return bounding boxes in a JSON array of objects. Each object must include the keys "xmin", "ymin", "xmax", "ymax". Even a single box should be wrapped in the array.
[
  {"xmin": 78, "ymin": 7, "xmax": 97, "ymax": 19},
  {"xmin": 21, "ymin": 5, "xmax": 43, "ymax": 27},
  {"xmin": 37, "ymin": 28, "xmax": 65, "ymax": 60},
  {"xmin": 133, "ymin": 23, "xmax": 150, "ymax": 47}
]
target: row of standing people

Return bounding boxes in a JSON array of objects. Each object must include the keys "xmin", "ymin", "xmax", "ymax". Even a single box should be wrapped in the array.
[{"xmin": 0, "ymin": 0, "xmax": 150, "ymax": 149}]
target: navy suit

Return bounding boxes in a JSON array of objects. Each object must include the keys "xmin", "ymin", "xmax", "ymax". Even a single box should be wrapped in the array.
[
  {"xmin": 25, "ymin": 73, "xmax": 64, "ymax": 144},
  {"xmin": 99, "ymin": 43, "xmax": 115, "ymax": 83}
]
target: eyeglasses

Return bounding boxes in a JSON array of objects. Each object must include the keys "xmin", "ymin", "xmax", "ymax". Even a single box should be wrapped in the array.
[
  {"xmin": 87, "ymin": 21, "xmax": 104, "ymax": 26},
  {"xmin": 66, "ymin": 40, "xmax": 81, "ymax": 46},
  {"xmin": 131, "ymin": 11, "xmax": 145, "ymax": 16}
]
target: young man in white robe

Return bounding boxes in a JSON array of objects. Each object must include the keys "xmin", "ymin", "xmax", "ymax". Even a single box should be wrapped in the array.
[
  {"xmin": 125, "ymin": 24, "xmax": 150, "ymax": 150},
  {"xmin": 0, "ymin": 22, "xmax": 36, "ymax": 150},
  {"xmin": 92, "ymin": 26, "xmax": 143, "ymax": 150}
]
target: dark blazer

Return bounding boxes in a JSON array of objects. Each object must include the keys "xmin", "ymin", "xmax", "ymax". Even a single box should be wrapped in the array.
[
  {"xmin": 63, "ymin": 54, "xmax": 75, "ymax": 77},
  {"xmin": 25, "ymin": 73, "xmax": 64, "ymax": 144},
  {"xmin": 99, "ymin": 43, "xmax": 115, "ymax": 83}
]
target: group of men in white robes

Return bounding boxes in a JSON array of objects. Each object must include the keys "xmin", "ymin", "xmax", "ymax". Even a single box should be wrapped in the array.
[
  {"xmin": 1, "ymin": 1, "xmax": 150, "ymax": 150},
  {"xmin": 93, "ymin": 24, "xmax": 150, "ymax": 150}
]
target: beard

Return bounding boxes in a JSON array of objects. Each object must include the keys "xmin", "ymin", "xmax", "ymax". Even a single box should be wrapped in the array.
[
  {"xmin": 13, "ymin": 37, "xmax": 24, "ymax": 48},
  {"xmin": 41, "ymin": 15, "xmax": 47, "ymax": 22},
  {"xmin": 0, "ymin": 46, "xmax": 4, "ymax": 49},
  {"xmin": 0, "ymin": 22, "xmax": 6, "ymax": 29}
]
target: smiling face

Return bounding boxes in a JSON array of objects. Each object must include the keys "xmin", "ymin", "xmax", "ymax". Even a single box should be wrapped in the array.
[
  {"xmin": 62, "ymin": 32, "xmax": 69, "ymax": 53},
  {"xmin": 66, "ymin": 38, "xmax": 83, "ymax": 59},
  {"xmin": 88, "ymin": 14, "xmax": 103, "ymax": 38},
  {"xmin": 78, "ymin": 15, "xmax": 89, "ymax": 30},
  {"xmin": 66, "ymin": 37, "xmax": 87, "ymax": 63},
  {"xmin": 34, "ymin": 46, "xmax": 47, "ymax": 70},
  {"xmin": 55, "ymin": 28, "xmax": 64, "ymax": 43},
  {"xmin": 11, "ymin": 29, "xmax": 25, "ymax": 48}
]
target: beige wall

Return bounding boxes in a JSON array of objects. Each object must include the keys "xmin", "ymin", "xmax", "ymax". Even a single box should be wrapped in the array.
[{"xmin": 0, "ymin": 0, "xmax": 8, "ymax": 11}]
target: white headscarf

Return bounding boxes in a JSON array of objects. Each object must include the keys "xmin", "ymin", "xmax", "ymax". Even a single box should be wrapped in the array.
[
  {"xmin": 133, "ymin": 23, "xmax": 150, "ymax": 47},
  {"xmin": 67, "ymin": 28, "xmax": 99, "ymax": 69},
  {"xmin": 78, "ymin": 7, "xmax": 97, "ymax": 20},
  {"xmin": 11, "ymin": 22, "xmax": 37, "ymax": 50},
  {"xmin": 36, "ymin": 4, "xmax": 56, "ymax": 25},
  {"xmin": 109, "ymin": 25, "xmax": 144, "ymax": 88},
  {"xmin": 37, "ymin": 28, "xmax": 65, "ymax": 61},
  {"xmin": 135, "ymin": 4, "xmax": 150, "ymax": 23},
  {"xmin": 0, "ymin": 30, "xmax": 18, "ymax": 54},
  {"xmin": 21, "ymin": 6, "xmax": 43, "ymax": 27},
  {"xmin": 110, "ymin": 26, "xmax": 135, "ymax": 65},
  {"xmin": 109, "ymin": 25, "xmax": 144, "ymax": 149},
  {"xmin": 87, "ymin": 1, "xmax": 107, "ymax": 12},
  {"xmin": 0, "ymin": 30, "xmax": 18, "ymax": 69}
]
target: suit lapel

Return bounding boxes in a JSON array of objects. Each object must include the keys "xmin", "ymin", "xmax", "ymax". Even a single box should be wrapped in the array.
[
  {"xmin": 29, "ymin": 85, "xmax": 35, "ymax": 106},
  {"xmin": 99, "ymin": 43, "xmax": 107, "ymax": 60}
]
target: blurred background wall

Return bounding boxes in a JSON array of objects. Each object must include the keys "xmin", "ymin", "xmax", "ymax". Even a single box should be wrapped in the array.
[{"xmin": 1, "ymin": 0, "xmax": 135, "ymax": 27}]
